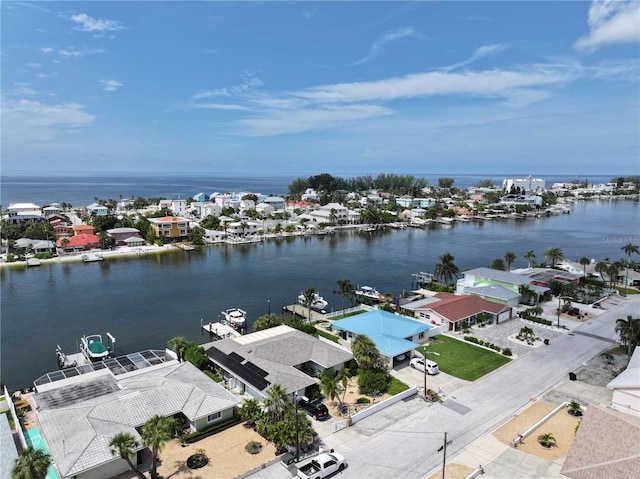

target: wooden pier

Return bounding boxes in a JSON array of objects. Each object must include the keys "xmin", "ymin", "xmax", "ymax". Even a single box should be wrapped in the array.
[
  {"xmin": 176, "ymin": 243, "xmax": 195, "ymax": 251},
  {"xmin": 201, "ymin": 321, "xmax": 240, "ymax": 340},
  {"xmin": 282, "ymin": 304, "xmax": 326, "ymax": 321}
]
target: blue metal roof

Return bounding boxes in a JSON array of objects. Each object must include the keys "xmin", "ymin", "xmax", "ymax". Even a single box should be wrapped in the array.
[{"xmin": 332, "ymin": 310, "xmax": 433, "ymax": 358}]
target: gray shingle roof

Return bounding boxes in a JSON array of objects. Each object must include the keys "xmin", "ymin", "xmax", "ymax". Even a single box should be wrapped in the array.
[{"xmin": 464, "ymin": 267, "xmax": 530, "ymax": 285}]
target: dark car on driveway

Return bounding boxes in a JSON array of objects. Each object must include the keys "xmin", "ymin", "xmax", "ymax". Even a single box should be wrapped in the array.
[{"xmin": 297, "ymin": 396, "xmax": 330, "ymax": 420}]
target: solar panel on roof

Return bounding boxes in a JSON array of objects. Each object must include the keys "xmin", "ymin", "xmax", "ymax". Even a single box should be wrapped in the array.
[
  {"xmin": 229, "ymin": 352, "xmax": 245, "ymax": 362},
  {"xmin": 244, "ymin": 361, "xmax": 269, "ymax": 378},
  {"xmin": 207, "ymin": 347, "xmax": 270, "ymax": 391}
]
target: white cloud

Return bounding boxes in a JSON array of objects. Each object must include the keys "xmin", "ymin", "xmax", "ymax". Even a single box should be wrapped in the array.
[
  {"xmin": 58, "ymin": 47, "xmax": 104, "ymax": 58},
  {"xmin": 303, "ymin": 7, "xmax": 318, "ymax": 19},
  {"xmin": 1, "ymin": 98, "xmax": 95, "ymax": 141},
  {"xmin": 41, "ymin": 47, "xmax": 54, "ymax": 53},
  {"xmin": 192, "ymin": 72, "xmax": 264, "ymax": 100},
  {"xmin": 191, "ymin": 103, "xmax": 250, "ymax": 111},
  {"xmin": 352, "ymin": 26, "xmax": 422, "ymax": 65},
  {"xmin": 438, "ymin": 43, "xmax": 507, "ymax": 72},
  {"xmin": 26, "ymin": 62, "xmax": 41, "ymax": 68},
  {"xmin": 100, "ymin": 79, "xmax": 123, "ymax": 92},
  {"xmin": 575, "ymin": 0, "xmax": 640, "ymax": 51},
  {"xmin": 70, "ymin": 13, "xmax": 123, "ymax": 34}
]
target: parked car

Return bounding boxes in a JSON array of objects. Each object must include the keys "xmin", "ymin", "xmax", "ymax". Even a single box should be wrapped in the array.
[
  {"xmin": 296, "ymin": 451, "xmax": 346, "ymax": 479},
  {"xmin": 297, "ymin": 396, "xmax": 330, "ymax": 420},
  {"xmin": 410, "ymin": 357, "xmax": 439, "ymax": 375}
]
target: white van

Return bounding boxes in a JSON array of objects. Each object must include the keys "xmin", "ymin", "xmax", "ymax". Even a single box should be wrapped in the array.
[{"xmin": 410, "ymin": 357, "xmax": 439, "ymax": 375}]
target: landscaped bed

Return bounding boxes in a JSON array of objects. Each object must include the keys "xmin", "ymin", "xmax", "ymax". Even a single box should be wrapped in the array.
[{"xmin": 418, "ymin": 334, "xmax": 511, "ymax": 381}]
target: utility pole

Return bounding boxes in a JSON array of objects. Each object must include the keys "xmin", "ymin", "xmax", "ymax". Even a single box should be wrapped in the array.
[
  {"xmin": 438, "ymin": 431, "xmax": 453, "ymax": 479},
  {"xmin": 295, "ymin": 392, "xmax": 300, "ymax": 463}
]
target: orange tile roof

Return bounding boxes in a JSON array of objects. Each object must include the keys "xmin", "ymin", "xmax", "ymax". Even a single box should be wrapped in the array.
[
  {"xmin": 58, "ymin": 234, "xmax": 99, "ymax": 247},
  {"xmin": 417, "ymin": 292, "xmax": 508, "ymax": 322},
  {"xmin": 151, "ymin": 216, "xmax": 188, "ymax": 222}
]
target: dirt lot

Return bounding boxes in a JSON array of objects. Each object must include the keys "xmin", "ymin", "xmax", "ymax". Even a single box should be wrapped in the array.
[
  {"xmin": 323, "ymin": 376, "xmax": 392, "ymax": 419},
  {"xmin": 492, "ymin": 400, "xmax": 581, "ymax": 460}
]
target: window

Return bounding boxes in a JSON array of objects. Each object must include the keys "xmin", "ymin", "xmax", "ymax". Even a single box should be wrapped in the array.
[
  {"xmin": 207, "ymin": 411, "xmax": 221, "ymax": 422},
  {"xmin": 418, "ymin": 332, "xmax": 425, "ymax": 339}
]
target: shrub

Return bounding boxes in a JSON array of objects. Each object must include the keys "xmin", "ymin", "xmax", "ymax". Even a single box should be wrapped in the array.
[
  {"xmin": 357, "ymin": 368, "xmax": 389, "ymax": 395},
  {"xmin": 356, "ymin": 397, "xmax": 370, "ymax": 404},
  {"xmin": 502, "ymin": 348, "xmax": 512, "ymax": 356},
  {"xmin": 315, "ymin": 329, "xmax": 340, "ymax": 343},
  {"xmin": 203, "ymin": 370, "xmax": 223, "ymax": 382},
  {"xmin": 245, "ymin": 440, "xmax": 263, "ymax": 454}
]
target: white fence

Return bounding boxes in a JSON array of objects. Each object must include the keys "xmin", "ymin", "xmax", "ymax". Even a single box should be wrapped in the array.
[{"xmin": 349, "ymin": 385, "xmax": 418, "ymax": 424}]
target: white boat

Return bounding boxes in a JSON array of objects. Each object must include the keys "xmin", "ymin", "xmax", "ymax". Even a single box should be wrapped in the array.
[
  {"xmin": 355, "ymin": 286, "xmax": 381, "ymax": 301},
  {"xmin": 80, "ymin": 334, "xmax": 113, "ymax": 362},
  {"xmin": 82, "ymin": 253, "xmax": 103, "ymax": 262},
  {"xmin": 221, "ymin": 308, "xmax": 247, "ymax": 329},
  {"xmin": 297, "ymin": 292, "xmax": 328, "ymax": 311}
]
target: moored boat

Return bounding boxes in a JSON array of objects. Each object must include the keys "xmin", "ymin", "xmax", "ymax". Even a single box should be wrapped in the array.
[
  {"xmin": 221, "ymin": 308, "xmax": 247, "ymax": 329},
  {"xmin": 297, "ymin": 292, "xmax": 329, "ymax": 311},
  {"xmin": 81, "ymin": 334, "xmax": 113, "ymax": 361},
  {"xmin": 355, "ymin": 285, "xmax": 381, "ymax": 301}
]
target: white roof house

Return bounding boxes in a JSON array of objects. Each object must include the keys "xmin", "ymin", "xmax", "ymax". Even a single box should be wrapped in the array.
[
  {"xmin": 34, "ymin": 359, "xmax": 240, "ymax": 479},
  {"xmin": 608, "ymin": 348, "xmax": 640, "ymax": 417}
]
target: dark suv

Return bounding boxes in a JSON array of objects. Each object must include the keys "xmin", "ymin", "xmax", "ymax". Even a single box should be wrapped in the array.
[{"xmin": 297, "ymin": 396, "xmax": 330, "ymax": 420}]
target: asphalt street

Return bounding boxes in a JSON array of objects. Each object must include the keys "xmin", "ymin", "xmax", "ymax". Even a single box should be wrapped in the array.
[{"xmin": 249, "ymin": 295, "xmax": 638, "ymax": 479}]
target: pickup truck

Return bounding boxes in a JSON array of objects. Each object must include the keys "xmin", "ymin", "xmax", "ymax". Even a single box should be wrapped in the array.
[
  {"xmin": 296, "ymin": 452, "xmax": 346, "ymax": 479},
  {"xmin": 297, "ymin": 396, "xmax": 330, "ymax": 421}
]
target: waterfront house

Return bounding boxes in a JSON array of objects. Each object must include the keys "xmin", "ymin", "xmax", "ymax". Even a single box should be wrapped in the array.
[
  {"xmin": 456, "ymin": 267, "xmax": 546, "ymax": 306},
  {"xmin": 405, "ymin": 292, "xmax": 513, "ymax": 332},
  {"xmin": 14, "ymin": 238, "xmax": 56, "ymax": 254},
  {"xmin": 226, "ymin": 221, "xmax": 260, "ymax": 237},
  {"xmin": 205, "ymin": 325, "xmax": 353, "ymax": 401},
  {"xmin": 331, "ymin": 310, "xmax": 439, "ymax": 368},
  {"xmin": 192, "ymin": 192, "xmax": 209, "ymax": 202},
  {"xmin": 499, "ymin": 194, "xmax": 543, "ymax": 208},
  {"xmin": 72, "ymin": 224, "xmax": 95, "ymax": 236},
  {"xmin": 262, "ymin": 196, "xmax": 286, "ymax": 210},
  {"xmin": 42, "ymin": 205, "xmax": 61, "ymax": 217},
  {"xmin": 57, "ymin": 233, "xmax": 99, "ymax": 251},
  {"xmin": 106, "ymin": 227, "xmax": 143, "ymax": 246},
  {"xmin": 307, "ymin": 202, "xmax": 350, "ymax": 225},
  {"xmin": 33, "ymin": 358, "xmax": 240, "ymax": 479},
  {"xmin": 148, "ymin": 216, "xmax": 189, "ymax": 241}
]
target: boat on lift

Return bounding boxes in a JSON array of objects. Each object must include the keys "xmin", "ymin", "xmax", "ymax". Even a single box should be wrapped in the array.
[
  {"xmin": 297, "ymin": 292, "xmax": 329, "ymax": 311},
  {"xmin": 220, "ymin": 308, "xmax": 247, "ymax": 329}
]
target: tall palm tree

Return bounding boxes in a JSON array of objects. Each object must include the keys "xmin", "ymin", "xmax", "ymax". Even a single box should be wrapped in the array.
[
  {"xmin": 607, "ymin": 261, "xmax": 624, "ymax": 288},
  {"xmin": 579, "ymin": 257, "xmax": 590, "ymax": 279},
  {"xmin": 263, "ymin": 384, "xmax": 291, "ymax": 423},
  {"xmin": 141, "ymin": 415, "xmax": 178, "ymax": 479},
  {"xmin": 544, "ymin": 247, "xmax": 564, "ymax": 267},
  {"xmin": 524, "ymin": 250, "xmax": 536, "ymax": 269},
  {"xmin": 434, "ymin": 252, "xmax": 459, "ymax": 287},
  {"xmin": 11, "ymin": 446, "xmax": 51, "ymax": 479},
  {"xmin": 518, "ymin": 285, "xmax": 536, "ymax": 305},
  {"xmin": 334, "ymin": 279, "xmax": 355, "ymax": 312},
  {"xmin": 615, "ymin": 315, "xmax": 640, "ymax": 360},
  {"xmin": 350, "ymin": 334, "xmax": 380, "ymax": 369},
  {"xmin": 337, "ymin": 368, "xmax": 351, "ymax": 405},
  {"xmin": 167, "ymin": 336, "xmax": 188, "ymax": 362},
  {"xmin": 319, "ymin": 372, "xmax": 339, "ymax": 405},
  {"xmin": 109, "ymin": 432, "xmax": 147, "ymax": 479},
  {"xmin": 504, "ymin": 251, "xmax": 516, "ymax": 271},
  {"xmin": 621, "ymin": 243, "xmax": 639, "ymax": 295},
  {"xmin": 594, "ymin": 261, "xmax": 608, "ymax": 284},
  {"xmin": 301, "ymin": 286, "xmax": 317, "ymax": 320}
]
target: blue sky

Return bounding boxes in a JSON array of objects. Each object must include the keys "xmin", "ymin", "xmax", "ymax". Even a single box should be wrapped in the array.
[{"xmin": 2, "ymin": 1, "xmax": 639, "ymax": 176}]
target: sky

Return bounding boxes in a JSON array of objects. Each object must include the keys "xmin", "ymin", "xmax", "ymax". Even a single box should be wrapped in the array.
[{"xmin": 1, "ymin": 1, "xmax": 639, "ymax": 177}]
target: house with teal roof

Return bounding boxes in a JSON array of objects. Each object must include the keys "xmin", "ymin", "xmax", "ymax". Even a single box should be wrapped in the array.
[{"xmin": 331, "ymin": 310, "xmax": 439, "ymax": 368}]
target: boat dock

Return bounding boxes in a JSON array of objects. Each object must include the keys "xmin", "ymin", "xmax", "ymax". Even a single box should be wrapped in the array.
[
  {"xmin": 201, "ymin": 321, "xmax": 241, "ymax": 340},
  {"xmin": 176, "ymin": 243, "xmax": 195, "ymax": 251},
  {"xmin": 282, "ymin": 304, "xmax": 326, "ymax": 321},
  {"xmin": 26, "ymin": 258, "xmax": 41, "ymax": 267}
]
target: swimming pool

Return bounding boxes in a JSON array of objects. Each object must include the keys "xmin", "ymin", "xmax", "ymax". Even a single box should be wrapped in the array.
[{"xmin": 24, "ymin": 428, "xmax": 60, "ymax": 479}]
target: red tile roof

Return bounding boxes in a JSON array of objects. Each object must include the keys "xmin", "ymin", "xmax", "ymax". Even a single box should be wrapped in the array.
[
  {"xmin": 417, "ymin": 292, "xmax": 508, "ymax": 322},
  {"xmin": 150, "ymin": 216, "xmax": 188, "ymax": 222},
  {"xmin": 58, "ymin": 234, "xmax": 99, "ymax": 247}
]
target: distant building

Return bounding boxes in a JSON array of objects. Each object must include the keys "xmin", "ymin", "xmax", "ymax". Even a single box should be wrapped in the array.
[
  {"xmin": 499, "ymin": 195, "xmax": 543, "ymax": 207},
  {"xmin": 502, "ymin": 176, "xmax": 545, "ymax": 194},
  {"xmin": 106, "ymin": 227, "xmax": 143, "ymax": 246},
  {"xmin": 4, "ymin": 202, "xmax": 43, "ymax": 224},
  {"xmin": 86, "ymin": 203, "xmax": 108, "ymax": 216},
  {"xmin": 148, "ymin": 216, "xmax": 189, "ymax": 241}
]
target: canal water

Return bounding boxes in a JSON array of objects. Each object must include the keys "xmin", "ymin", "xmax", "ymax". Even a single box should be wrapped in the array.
[{"xmin": 1, "ymin": 199, "xmax": 637, "ymax": 389}]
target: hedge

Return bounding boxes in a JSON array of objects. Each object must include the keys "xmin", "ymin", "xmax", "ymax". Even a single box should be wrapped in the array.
[{"xmin": 181, "ymin": 415, "xmax": 241, "ymax": 443}]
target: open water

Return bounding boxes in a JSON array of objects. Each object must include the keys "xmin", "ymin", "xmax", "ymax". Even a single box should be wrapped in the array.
[{"xmin": 1, "ymin": 197, "xmax": 637, "ymax": 390}]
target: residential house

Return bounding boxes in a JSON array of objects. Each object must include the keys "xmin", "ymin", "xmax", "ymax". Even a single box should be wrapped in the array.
[
  {"xmin": 499, "ymin": 195, "xmax": 543, "ymax": 208},
  {"xmin": 456, "ymin": 267, "xmax": 547, "ymax": 306},
  {"xmin": 608, "ymin": 348, "xmax": 640, "ymax": 417},
  {"xmin": 308, "ymin": 203, "xmax": 349, "ymax": 224},
  {"xmin": 255, "ymin": 203, "xmax": 275, "ymax": 216},
  {"xmin": 205, "ymin": 325, "xmax": 353, "ymax": 401},
  {"xmin": 301, "ymin": 188, "xmax": 319, "ymax": 201},
  {"xmin": 263, "ymin": 196, "xmax": 285, "ymax": 210},
  {"xmin": 171, "ymin": 199, "xmax": 188, "ymax": 217},
  {"xmin": 148, "ymin": 216, "xmax": 190, "ymax": 241},
  {"xmin": 502, "ymin": 176, "xmax": 546, "ymax": 194},
  {"xmin": 73, "ymin": 224, "xmax": 95, "ymax": 236},
  {"xmin": 106, "ymin": 227, "xmax": 143, "ymax": 246},
  {"xmin": 405, "ymin": 292, "xmax": 513, "ymax": 332},
  {"xmin": 34, "ymin": 358, "xmax": 240, "ymax": 479},
  {"xmin": 4, "ymin": 202, "xmax": 43, "ymax": 224},
  {"xmin": 43, "ymin": 205, "xmax": 62, "ymax": 217},
  {"xmin": 57, "ymin": 234, "xmax": 99, "ymax": 251},
  {"xmin": 86, "ymin": 203, "xmax": 109, "ymax": 216},
  {"xmin": 331, "ymin": 309, "xmax": 439, "ymax": 368},
  {"xmin": 225, "ymin": 221, "xmax": 260, "ymax": 237},
  {"xmin": 14, "ymin": 238, "xmax": 57, "ymax": 254},
  {"xmin": 192, "ymin": 192, "xmax": 209, "ymax": 202}
]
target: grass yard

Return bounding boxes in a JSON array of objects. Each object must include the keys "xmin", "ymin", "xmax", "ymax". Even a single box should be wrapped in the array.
[{"xmin": 418, "ymin": 335, "xmax": 511, "ymax": 381}]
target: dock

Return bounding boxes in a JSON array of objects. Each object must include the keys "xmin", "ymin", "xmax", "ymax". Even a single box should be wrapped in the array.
[
  {"xmin": 201, "ymin": 321, "xmax": 241, "ymax": 340},
  {"xmin": 26, "ymin": 258, "xmax": 41, "ymax": 267},
  {"xmin": 176, "ymin": 243, "xmax": 195, "ymax": 251},
  {"xmin": 282, "ymin": 304, "xmax": 326, "ymax": 321}
]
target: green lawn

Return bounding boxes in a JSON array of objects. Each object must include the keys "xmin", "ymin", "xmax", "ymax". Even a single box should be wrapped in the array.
[{"xmin": 417, "ymin": 335, "xmax": 511, "ymax": 381}]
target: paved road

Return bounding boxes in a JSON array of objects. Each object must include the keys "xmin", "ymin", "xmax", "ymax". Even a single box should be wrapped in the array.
[{"xmin": 250, "ymin": 296, "xmax": 638, "ymax": 479}]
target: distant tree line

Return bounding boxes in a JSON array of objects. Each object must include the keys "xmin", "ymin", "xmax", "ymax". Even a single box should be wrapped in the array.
[{"xmin": 288, "ymin": 173, "xmax": 428, "ymax": 199}]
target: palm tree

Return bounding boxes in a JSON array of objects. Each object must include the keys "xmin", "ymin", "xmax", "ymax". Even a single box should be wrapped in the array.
[
  {"xmin": 434, "ymin": 252, "xmax": 459, "ymax": 287},
  {"xmin": 490, "ymin": 258, "xmax": 506, "ymax": 271},
  {"xmin": 519, "ymin": 285, "xmax": 536, "ymax": 305},
  {"xmin": 337, "ymin": 368, "xmax": 351, "ymax": 405},
  {"xmin": 263, "ymin": 383, "xmax": 291, "ymax": 423},
  {"xmin": 544, "ymin": 247, "xmax": 564, "ymax": 267},
  {"xmin": 615, "ymin": 315, "xmax": 640, "ymax": 360},
  {"xmin": 301, "ymin": 286, "xmax": 317, "ymax": 320},
  {"xmin": 334, "ymin": 279, "xmax": 355, "ymax": 312},
  {"xmin": 141, "ymin": 415, "xmax": 178, "ymax": 479},
  {"xmin": 238, "ymin": 397, "xmax": 262, "ymax": 427},
  {"xmin": 621, "ymin": 243, "xmax": 639, "ymax": 295},
  {"xmin": 167, "ymin": 336, "xmax": 188, "ymax": 362},
  {"xmin": 350, "ymin": 334, "xmax": 380, "ymax": 369},
  {"xmin": 594, "ymin": 261, "xmax": 608, "ymax": 284},
  {"xmin": 566, "ymin": 400, "xmax": 583, "ymax": 417},
  {"xmin": 579, "ymin": 257, "xmax": 590, "ymax": 279},
  {"xmin": 537, "ymin": 432, "xmax": 556, "ymax": 448},
  {"xmin": 504, "ymin": 251, "xmax": 516, "ymax": 271},
  {"xmin": 109, "ymin": 432, "xmax": 147, "ymax": 479},
  {"xmin": 319, "ymin": 372, "xmax": 339, "ymax": 405},
  {"xmin": 11, "ymin": 446, "xmax": 51, "ymax": 479},
  {"xmin": 524, "ymin": 250, "xmax": 536, "ymax": 269},
  {"xmin": 607, "ymin": 261, "xmax": 624, "ymax": 288}
]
